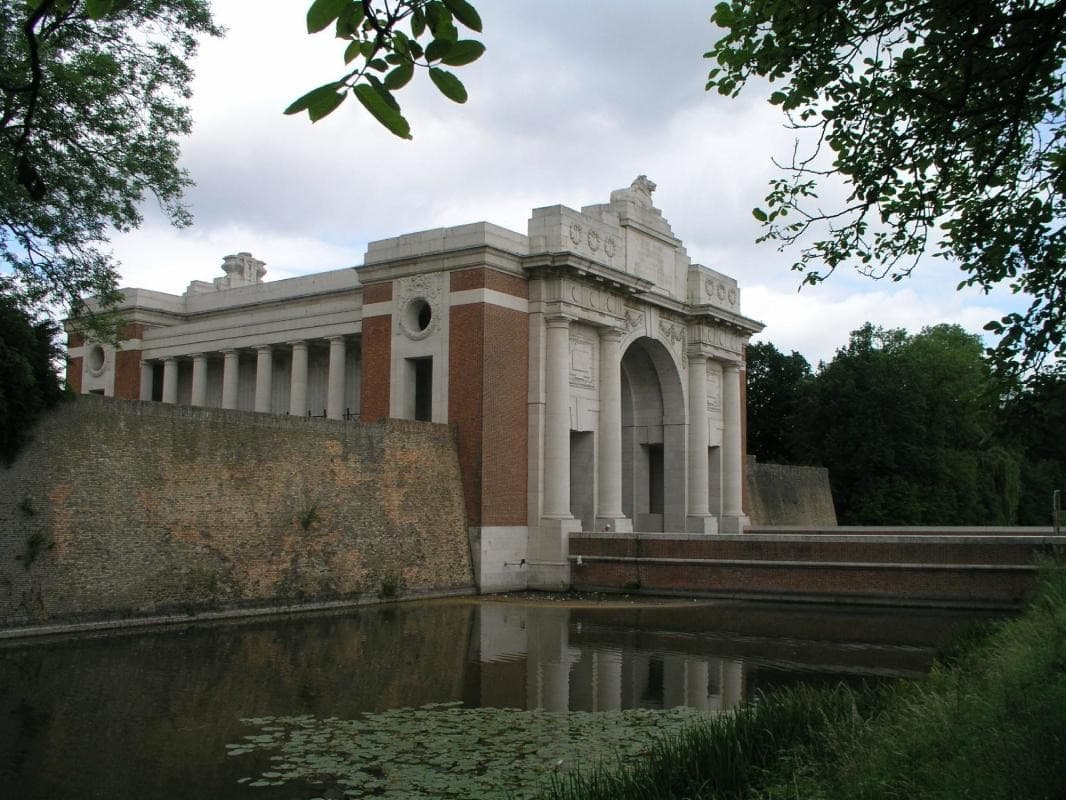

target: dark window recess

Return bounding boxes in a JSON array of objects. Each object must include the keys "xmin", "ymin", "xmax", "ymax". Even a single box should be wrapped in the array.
[
  {"xmin": 648, "ymin": 444, "xmax": 664, "ymax": 514},
  {"xmin": 413, "ymin": 358, "xmax": 432, "ymax": 422},
  {"xmin": 151, "ymin": 363, "xmax": 164, "ymax": 402}
]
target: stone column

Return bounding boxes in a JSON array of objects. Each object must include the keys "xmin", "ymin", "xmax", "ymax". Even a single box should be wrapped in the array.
[
  {"xmin": 254, "ymin": 345, "xmax": 273, "ymax": 413},
  {"xmin": 221, "ymin": 349, "xmax": 240, "ymax": 410},
  {"xmin": 596, "ymin": 327, "xmax": 631, "ymax": 532},
  {"xmin": 139, "ymin": 361, "xmax": 153, "ymax": 401},
  {"xmin": 289, "ymin": 340, "xmax": 308, "ymax": 416},
  {"xmin": 161, "ymin": 358, "xmax": 178, "ymax": 404},
  {"xmin": 327, "ymin": 336, "xmax": 346, "ymax": 420},
  {"xmin": 543, "ymin": 315, "xmax": 574, "ymax": 519},
  {"xmin": 530, "ymin": 314, "xmax": 582, "ymax": 592},
  {"xmin": 190, "ymin": 353, "xmax": 207, "ymax": 407},
  {"xmin": 687, "ymin": 353, "xmax": 717, "ymax": 533},
  {"xmin": 720, "ymin": 361, "xmax": 750, "ymax": 533}
]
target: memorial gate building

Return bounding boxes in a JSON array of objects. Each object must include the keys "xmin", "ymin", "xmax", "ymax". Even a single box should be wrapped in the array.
[{"xmin": 66, "ymin": 178, "xmax": 765, "ymax": 592}]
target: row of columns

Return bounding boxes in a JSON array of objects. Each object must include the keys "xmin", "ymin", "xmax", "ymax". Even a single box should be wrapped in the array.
[
  {"xmin": 143, "ymin": 337, "xmax": 350, "ymax": 420},
  {"xmin": 541, "ymin": 314, "xmax": 745, "ymax": 532}
]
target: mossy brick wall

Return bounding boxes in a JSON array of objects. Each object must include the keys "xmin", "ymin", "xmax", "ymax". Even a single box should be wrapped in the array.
[
  {"xmin": 0, "ymin": 396, "xmax": 474, "ymax": 629},
  {"xmin": 746, "ymin": 458, "xmax": 838, "ymax": 527}
]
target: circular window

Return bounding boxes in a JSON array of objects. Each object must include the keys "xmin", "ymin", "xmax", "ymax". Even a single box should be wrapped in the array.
[
  {"xmin": 401, "ymin": 297, "xmax": 434, "ymax": 339},
  {"xmin": 87, "ymin": 344, "xmax": 106, "ymax": 376}
]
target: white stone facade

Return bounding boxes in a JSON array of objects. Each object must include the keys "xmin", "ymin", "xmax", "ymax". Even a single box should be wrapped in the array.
[{"xmin": 67, "ymin": 179, "xmax": 764, "ymax": 593}]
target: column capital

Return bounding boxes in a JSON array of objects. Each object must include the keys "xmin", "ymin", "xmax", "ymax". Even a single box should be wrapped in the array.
[
  {"xmin": 545, "ymin": 312, "xmax": 577, "ymax": 328},
  {"xmin": 220, "ymin": 348, "xmax": 238, "ymax": 356},
  {"xmin": 598, "ymin": 325, "xmax": 624, "ymax": 343},
  {"xmin": 287, "ymin": 339, "xmax": 307, "ymax": 348},
  {"xmin": 687, "ymin": 351, "xmax": 708, "ymax": 366},
  {"xmin": 722, "ymin": 360, "xmax": 742, "ymax": 374},
  {"xmin": 254, "ymin": 343, "xmax": 273, "ymax": 353},
  {"xmin": 327, "ymin": 334, "xmax": 346, "ymax": 344}
]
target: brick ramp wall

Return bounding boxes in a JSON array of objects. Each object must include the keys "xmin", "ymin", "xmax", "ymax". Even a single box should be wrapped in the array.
[
  {"xmin": 0, "ymin": 396, "xmax": 474, "ymax": 630},
  {"xmin": 570, "ymin": 532, "xmax": 1058, "ymax": 609}
]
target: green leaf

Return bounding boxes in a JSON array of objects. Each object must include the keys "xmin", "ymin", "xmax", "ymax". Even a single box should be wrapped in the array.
[
  {"xmin": 353, "ymin": 84, "xmax": 412, "ymax": 139},
  {"xmin": 429, "ymin": 68, "xmax": 467, "ymax": 103},
  {"xmin": 308, "ymin": 89, "xmax": 346, "ymax": 122},
  {"xmin": 443, "ymin": 0, "xmax": 483, "ymax": 32},
  {"xmin": 384, "ymin": 62, "xmax": 414, "ymax": 91},
  {"xmin": 307, "ymin": 0, "xmax": 350, "ymax": 34},
  {"xmin": 752, "ymin": 207, "xmax": 768, "ymax": 222},
  {"xmin": 441, "ymin": 40, "xmax": 484, "ymax": 67},
  {"xmin": 84, "ymin": 0, "xmax": 113, "ymax": 19},
  {"xmin": 284, "ymin": 82, "xmax": 343, "ymax": 116},
  {"xmin": 343, "ymin": 40, "xmax": 362, "ymax": 64},
  {"xmin": 426, "ymin": 38, "xmax": 452, "ymax": 62}
]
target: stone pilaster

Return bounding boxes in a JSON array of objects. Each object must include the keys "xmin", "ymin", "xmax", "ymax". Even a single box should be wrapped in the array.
[
  {"xmin": 687, "ymin": 353, "xmax": 717, "ymax": 533},
  {"xmin": 139, "ymin": 361, "xmax": 153, "ymax": 401},
  {"xmin": 543, "ymin": 315, "xmax": 575, "ymax": 520},
  {"xmin": 720, "ymin": 361, "xmax": 749, "ymax": 533}
]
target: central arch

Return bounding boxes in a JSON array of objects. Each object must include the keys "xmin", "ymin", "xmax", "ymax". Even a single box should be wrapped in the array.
[{"xmin": 620, "ymin": 337, "xmax": 686, "ymax": 531}]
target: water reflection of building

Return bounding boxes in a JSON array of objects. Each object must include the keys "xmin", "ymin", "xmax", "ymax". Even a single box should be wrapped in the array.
[{"xmin": 477, "ymin": 604, "xmax": 745, "ymax": 713}]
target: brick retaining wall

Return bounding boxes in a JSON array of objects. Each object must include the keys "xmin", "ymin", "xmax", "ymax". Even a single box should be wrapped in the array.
[{"xmin": 0, "ymin": 396, "xmax": 474, "ymax": 630}]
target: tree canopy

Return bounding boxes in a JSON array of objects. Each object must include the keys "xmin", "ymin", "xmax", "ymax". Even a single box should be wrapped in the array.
[
  {"xmin": 0, "ymin": 294, "xmax": 63, "ymax": 464},
  {"xmin": 705, "ymin": 0, "xmax": 1066, "ymax": 375},
  {"xmin": 745, "ymin": 341, "xmax": 812, "ymax": 464},
  {"xmin": 0, "ymin": 0, "xmax": 219, "ymax": 329},
  {"xmin": 745, "ymin": 325, "xmax": 1061, "ymax": 525}
]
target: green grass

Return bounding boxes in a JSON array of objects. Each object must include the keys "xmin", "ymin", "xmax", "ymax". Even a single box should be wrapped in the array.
[{"xmin": 545, "ymin": 561, "xmax": 1066, "ymax": 800}]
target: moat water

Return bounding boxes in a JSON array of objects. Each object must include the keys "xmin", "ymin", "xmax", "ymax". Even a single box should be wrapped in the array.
[{"xmin": 0, "ymin": 597, "xmax": 994, "ymax": 799}]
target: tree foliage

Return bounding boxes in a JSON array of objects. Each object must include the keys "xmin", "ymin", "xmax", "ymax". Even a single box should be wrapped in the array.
[
  {"xmin": 748, "ymin": 324, "xmax": 1036, "ymax": 525},
  {"xmin": 0, "ymin": 294, "xmax": 63, "ymax": 465},
  {"xmin": 0, "ymin": 0, "xmax": 219, "ymax": 327},
  {"xmin": 706, "ymin": 0, "xmax": 1066, "ymax": 375},
  {"xmin": 745, "ymin": 341, "xmax": 812, "ymax": 464},
  {"xmin": 290, "ymin": 0, "xmax": 485, "ymax": 138}
]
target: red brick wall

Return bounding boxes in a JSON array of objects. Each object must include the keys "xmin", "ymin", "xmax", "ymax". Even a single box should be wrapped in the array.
[
  {"xmin": 66, "ymin": 357, "xmax": 83, "ymax": 394},
  {"xmin": 448, "ymin": 303, "xmax": 484, "ymax": 526},
  {"xmin": 360, "ymin": 314, "xmax": 392, "ymax": 422},
  {"xmin": 450, "ymin": 268, "xmax": 529, "ymax": 299},
  {"xmin": 113, "ymin": 350, "xmax": 142, "ymax": 399},
  {"xmin": 480, "ymin": 304, "xmax": 528, "ymax": 526},
  {"xmin": 363, "ymin": 283, "xmax": 393, "ymax": 304},
  {"xmin": 68, "ymin": 332, "xmax": 85, "ymax": 348},
  {"xmin": 448, "ymin": 296, "xmax": 529, "ymax": 528}
]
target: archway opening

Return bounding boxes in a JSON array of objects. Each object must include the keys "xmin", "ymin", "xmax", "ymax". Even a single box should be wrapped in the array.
[{"xmin": 620, "ymin": 337, "xmax": 686, "ymax": 531}]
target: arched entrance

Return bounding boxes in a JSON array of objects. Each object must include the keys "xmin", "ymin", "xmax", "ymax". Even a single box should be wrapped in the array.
[{"xmin": 620, "ymin": 337, "xmax": 686, "ymax": 531}]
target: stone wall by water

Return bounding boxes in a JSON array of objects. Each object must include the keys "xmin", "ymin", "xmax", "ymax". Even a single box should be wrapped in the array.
[
  {"xmin": 0, "ymin": 396, "xmax": 474, "ymax": 629},
  {"xmin": 746, "ymin": 457, "xmax": 837, "ymax": 527}
]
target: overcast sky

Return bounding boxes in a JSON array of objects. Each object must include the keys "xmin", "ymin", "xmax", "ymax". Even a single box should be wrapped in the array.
[{"xmin": 108, "ymin": 0, "xmax": 1023, "ymax": 366}]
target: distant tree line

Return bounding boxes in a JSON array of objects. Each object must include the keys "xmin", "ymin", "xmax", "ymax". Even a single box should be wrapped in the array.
[{"xmin": 747, "ymin": 324, "xmax": 1065, "ymax": 526}]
